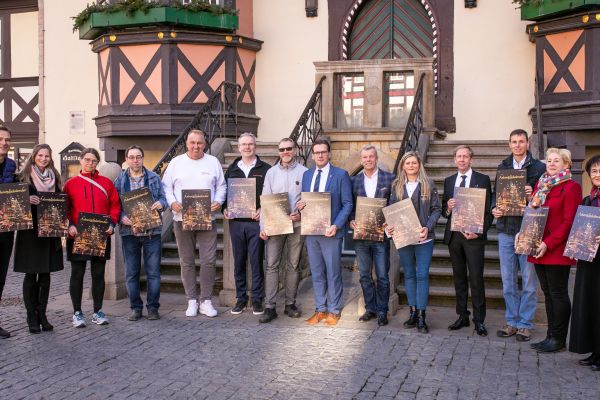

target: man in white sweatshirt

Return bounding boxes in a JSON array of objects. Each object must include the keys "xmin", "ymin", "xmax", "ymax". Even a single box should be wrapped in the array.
[{"xmin": 162, "ymin": 129, "xmax": 227, "ymax": 317}]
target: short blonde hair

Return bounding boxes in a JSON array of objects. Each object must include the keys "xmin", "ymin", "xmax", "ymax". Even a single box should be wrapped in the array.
[{"xmin": 546, "ymin": 147, "xmax": 572, "ymax": 169}]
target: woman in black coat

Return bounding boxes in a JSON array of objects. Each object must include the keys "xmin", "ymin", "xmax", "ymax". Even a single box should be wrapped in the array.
[
  {"xmin": 569, "ymin": 155, "xmax": 600, "ymax": 370},
  {"xmin": 13, "ymin": 144, "xmax": 64, "ymax": 334}
]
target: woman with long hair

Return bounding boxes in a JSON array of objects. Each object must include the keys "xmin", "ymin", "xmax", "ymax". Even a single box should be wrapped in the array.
[
  {"xmin": 526, "ymin": 148, "xmax": 581, "ymax": 353},
  {"xmin": 63, "ymin": 148, "xmax": 120, "ymax": 328},
  {"xmin": 569, "ymin": 155, "xmax": 600, "ymax": 370},
  {"xmin": 13, "ymin": 144, "xmax": 64, "ymax": 333},
  {"xmin": 387, "ymin": 151, "xmax": 441, "ymax": 333}
]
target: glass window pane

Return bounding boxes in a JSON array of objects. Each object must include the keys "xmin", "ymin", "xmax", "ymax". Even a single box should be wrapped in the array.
[
  {"xmin": 334, "ymin": 73, "xmax": 364, "ymax": 129},
  {"xmin": 383, "ymin": 71, "xmax": 415, "ymax": 129}
]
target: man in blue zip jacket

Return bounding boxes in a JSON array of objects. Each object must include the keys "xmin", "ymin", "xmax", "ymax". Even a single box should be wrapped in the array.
[
  {"xmin": 0, "ymin": 125, "xmax": 17, "ymax": 338},
  {"xmin": 114, "ymin": 145, "xmax": 168, "ymax": 321}
]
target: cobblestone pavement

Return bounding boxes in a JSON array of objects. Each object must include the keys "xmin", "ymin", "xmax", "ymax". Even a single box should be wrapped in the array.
[{"xmin": 0, "ymin": 263, "xmax": 598, "ymax": 399}]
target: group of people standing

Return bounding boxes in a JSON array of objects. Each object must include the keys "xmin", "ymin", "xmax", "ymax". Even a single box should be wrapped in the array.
[{"xmin": 0, "ymin": 125, "xmax": 598, "ymax": 372}]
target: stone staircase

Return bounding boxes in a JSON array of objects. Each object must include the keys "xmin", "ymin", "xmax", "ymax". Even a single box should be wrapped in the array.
[
  {"xmin": 154, "ymin": 140, "xmax": 281, "ymax": 294},
  {"xmin": 396, "ymin": 139, "xmax": 509, "ymax": 309}
]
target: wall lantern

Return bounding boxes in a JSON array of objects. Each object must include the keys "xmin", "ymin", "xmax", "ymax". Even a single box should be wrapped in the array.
[
  {"xmin": 465, "ymin": 0, "xmax": 477, "ymax": 7},
  {"xmin": 306, "ymin": 0, "xmax": 318, "ymax": 17}
]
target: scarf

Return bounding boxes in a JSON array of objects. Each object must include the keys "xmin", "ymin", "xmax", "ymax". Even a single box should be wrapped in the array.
[
  {"xmin": 529, "ymin": 169, "xmax": 571, "ymax": 208},
  {"xmin": 31, "ymin": 165, "xmax": 56, "ymax": 192}
]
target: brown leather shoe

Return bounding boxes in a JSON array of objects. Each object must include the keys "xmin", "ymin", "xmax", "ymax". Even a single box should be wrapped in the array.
[
  {"xmin": 305, "ymin": 311, "xmax": 328, "ymax": 325},
  {"xmin": 324, "ymin": 313, "xmax": 341, "ymax": 326}
]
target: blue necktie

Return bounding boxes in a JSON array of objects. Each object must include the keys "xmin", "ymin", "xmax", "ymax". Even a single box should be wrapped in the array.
[{"xmin": 313, "ymin": 169, "xmax": 322, "ymax": 192}]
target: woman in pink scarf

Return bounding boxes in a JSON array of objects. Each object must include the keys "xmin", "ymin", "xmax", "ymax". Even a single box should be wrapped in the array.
[{"xmin": 13, "ymin": 144, "xmax": 64, "ymax": 334}]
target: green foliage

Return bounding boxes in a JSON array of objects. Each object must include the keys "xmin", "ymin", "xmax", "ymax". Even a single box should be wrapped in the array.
[
  {"xmin": 73, "ymin": 0, "xmax": 237, "ymax": 32},
  {"xmin": 512, "ymin": 0, "xmax": 543, "ymax": 6}
]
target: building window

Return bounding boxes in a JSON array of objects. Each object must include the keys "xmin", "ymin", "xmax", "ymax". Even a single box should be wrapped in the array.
[
  {"xmin": 383, "ymin": 72, "xmax": 415, "ymax": 128},
  {"xmin": 334, "ymin": 73, "xmax": 364, "ymax": 129}
]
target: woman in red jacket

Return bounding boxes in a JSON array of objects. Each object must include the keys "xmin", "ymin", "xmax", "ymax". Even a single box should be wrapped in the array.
[
  {"xmin": 526, "ymin": 148, "xmax": 581, "ymax": 353},
  {"xmin": 63, "ymin": 148, "xmax": 120, "ymax": 328}
]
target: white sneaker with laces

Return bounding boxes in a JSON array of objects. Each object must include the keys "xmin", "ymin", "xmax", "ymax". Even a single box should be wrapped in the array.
[
  {"xmin": 185, "ymin": 299, "xmax": 198, "ymax": 317},
  {"xmin": 91, "ymin": 311, "xmax": 109, "ymax": 325},
  {"xmin": 199, "ymin": 299, "xmax": 218, "ymax": 317}
]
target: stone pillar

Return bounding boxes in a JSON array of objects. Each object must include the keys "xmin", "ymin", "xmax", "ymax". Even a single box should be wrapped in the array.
[
  {"xmin": 103, "ymin": 234, "xmax": 128, "ymax": 300},
  {"xmin": 219, "ymin": 219, "xmax": 237, "ymax": 306}
]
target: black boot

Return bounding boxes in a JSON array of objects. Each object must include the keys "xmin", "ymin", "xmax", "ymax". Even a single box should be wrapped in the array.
[
  {"xmin": 37, "ymin": 304, "xmax": 53, "ymax": 332},
  {"xmin": 417, "ymin": 309, "xmax": 428, "ymax": 334},
  {"xmin": 403, "ymin": 307, "xmax": 418, "ymax": 329},
  {"xmin": 26, "ymin": 311, "xmax": 41, "ymax": 334}
]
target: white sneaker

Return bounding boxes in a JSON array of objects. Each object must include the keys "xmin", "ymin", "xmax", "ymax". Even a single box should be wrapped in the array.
[
  {"xmin": 72, "ymin": 311, "xmax": 86, "ymax": 328},
  {"xmin": 185, "ymin": 299, "xmax": 198, "ymax": 317},
  {"xmin": 199, "ymin": 299, "xmax": 218, "ymax": 317},
  {"xmin": 91, "ymin": 311, "xmax": 109, "ymax": 325}
]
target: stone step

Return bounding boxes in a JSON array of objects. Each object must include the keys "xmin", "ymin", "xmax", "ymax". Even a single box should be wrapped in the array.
[
  {"xmin": 396, "ymin": 284, "xmax": 506, "ymax": 309},
  {"xmin": 426, "ymin": 152, "xmax": 505, "ymax": 163}
]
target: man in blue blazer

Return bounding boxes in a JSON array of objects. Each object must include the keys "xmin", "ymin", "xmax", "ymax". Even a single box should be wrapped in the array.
[
  {"xmin": 349, "ymin": 145, "xmax": 395, "ymax": 326},
  {"xmin": 298, "ymin": 139, "xmax": 353, "ymax": 326}
]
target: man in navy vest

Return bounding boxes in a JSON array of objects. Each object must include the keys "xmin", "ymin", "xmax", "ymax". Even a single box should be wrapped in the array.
[{"xmin": 0, "ymin": 125, "xmax": 17, "ymax": 338}]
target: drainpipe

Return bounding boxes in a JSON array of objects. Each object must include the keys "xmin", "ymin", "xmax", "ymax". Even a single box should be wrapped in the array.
[{"xmin": 38, "ymin": 0, "xmax": 46, "ymax": 144}]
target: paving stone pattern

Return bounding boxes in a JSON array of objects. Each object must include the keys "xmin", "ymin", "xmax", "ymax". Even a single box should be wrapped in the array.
[{"xmin": 0, "ymin": 263, "xmax": 598, "ymax": 399}]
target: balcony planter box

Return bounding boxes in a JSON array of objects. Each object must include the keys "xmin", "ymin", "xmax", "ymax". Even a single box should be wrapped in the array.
[
  {"xmin": 521, "ymin": 0, "xmax": 600, "ymax": 21},
  {"xmin": 78, "ymin": 7, "xmax": 238, "ymax": 40}
]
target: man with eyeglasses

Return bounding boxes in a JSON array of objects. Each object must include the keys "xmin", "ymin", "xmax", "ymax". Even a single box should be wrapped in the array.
[
  {"xmin": 114, "ymin": 145, "xmax": 168, "ymax": 321},
  {"xmin": 297, "ymin": 139, "xmax": 353, "ymax": 326},
  {"xmin": 224, "ymin": 132, "xmax": 271, "ymax": 316},
  {"xmin": 258, "ymin": 138, "xmax": 307, "ymax": 323},
  {"xmin": 163, "ymin": 129, "xmax": 226, "ymax": 318},
  {"xmin": 0, "ymin": 125, "xmax": 16, "ymax": 338}
]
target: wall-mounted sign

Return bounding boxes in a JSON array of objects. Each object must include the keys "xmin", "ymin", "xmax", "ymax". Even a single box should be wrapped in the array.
[
  {"xmin": 69, "ymin": 111, "xmax": 85, "ymax": 135},
  {"xmin": 59, "ymin": 142, "xmax": 85, "ymax": 182}
]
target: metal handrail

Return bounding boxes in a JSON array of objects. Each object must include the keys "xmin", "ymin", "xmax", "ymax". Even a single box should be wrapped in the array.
[
  {"xmin": 152, "ymin": 81, "xmax": 241, "ymax": 176},
  {"xmin": 290, "ymin": 76, "xmax": 326, "ymax": 165},
  {"xmin": 393, "ymin": 73, "xmax": 426, "ymax": 174}
]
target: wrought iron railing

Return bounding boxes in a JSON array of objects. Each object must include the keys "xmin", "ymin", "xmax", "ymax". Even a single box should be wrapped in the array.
[
  {"xmin": 152, "ymin": 81, "xmax": 240, "ymax": 176},
  {"xmin": 393, "ymin": 73, "xmax": 426, "ymax": 174},
  {"xmin": 290, "ymin": 76, "xmax": 326, "ymax": 165}
]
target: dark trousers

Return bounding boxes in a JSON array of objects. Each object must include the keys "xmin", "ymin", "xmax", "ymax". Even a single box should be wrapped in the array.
[
  {"xmin": 70, "ymin": 259, "xmax": 106, "ymax": 313},
  {"xmin": 0, "ymin": 231, "xmax": 15, "ymax": 301},
  {"xmin": 229, "ymin": 220, "xmax": 264, "ymax": 303},
  {"xmin": 535, "ymin": 264, "xmax": 571, "ymax": 343},
  {"xmin": 23, "ymin": 273, "xmax": 51, "ymax": 318},
  {"xmin": 448, "ymin": 233, "xmax": 486, "ymax": 323}
]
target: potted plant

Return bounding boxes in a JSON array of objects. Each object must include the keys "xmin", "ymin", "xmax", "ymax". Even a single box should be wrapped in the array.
[{"xmin": 74, "ymin": 0, "xmax": 239, "ymax": 40}]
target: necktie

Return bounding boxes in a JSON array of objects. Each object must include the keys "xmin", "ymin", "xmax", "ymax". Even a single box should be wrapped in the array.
[
  {"xmin": 460, "ymin": 175, "xmax": 467, "ymax": 188},
  {"xmin": 313, "ymin": 169, "xmax": 322, "ymax": 192}
]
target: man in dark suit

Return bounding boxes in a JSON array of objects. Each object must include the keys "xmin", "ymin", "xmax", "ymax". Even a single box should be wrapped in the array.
[
  {"xmin": 442, "ymin": 145, "xmax": 492, "ymax": 336},
  {"xmin": 349, "ymin": 145, "xmax": 395, "ymax": 326},
  {"xmin": 298, "ymin": 139, "xmax": 353, "ymax": 326}
]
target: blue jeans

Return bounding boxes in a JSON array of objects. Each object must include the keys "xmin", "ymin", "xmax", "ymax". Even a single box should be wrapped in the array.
[
  {"xmin": 121, "ymin": 234, "xmax": 162, "ymax": 311},
  {"xmin": 398, "ymin": 240, "xmax": 434, "ymax": 310},
  {"xmin": 305, "ymin": 236, "xmax": 343, "ymax": 314},
  {"xmin": 498, "ymin": 232, "xmax": 537, "ymax": 329},
  {"xmin": 354, "ymin": 240, "xmax": 390, "ymax": 315}
]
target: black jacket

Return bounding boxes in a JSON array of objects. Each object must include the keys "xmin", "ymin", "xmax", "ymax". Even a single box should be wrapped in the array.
[
  {"xmin": 442, "ymin": 170, "xmax": 493, "ymax": 244},
  {"xmin": 492, "ymin": 152, "xmax": 546, "ymax": 235},
  {"xmin": 224, "ymin": 155, "xmax": 271, "ymax": 222}
]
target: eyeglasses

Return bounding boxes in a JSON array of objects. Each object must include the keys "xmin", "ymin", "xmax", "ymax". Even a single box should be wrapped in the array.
[
  {"xmin": 82, "ymin": 158, "xmax": 99, "ymax": 165},
  {"xmin": 313, "ymin": 151, "xmax": 329, "ymax": 156},
  {"xmin": 278, "ymin": 146, "xmax": 294, "ymax": 152},
  {"xmin": 127, "ymin": 156, "xmax": 143, "ymax": 160}
]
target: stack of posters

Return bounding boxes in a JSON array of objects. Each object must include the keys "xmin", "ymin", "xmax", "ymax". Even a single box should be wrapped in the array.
[
  {"xmin": 563, "ymin": 205, "xmax": 600, "ymax": 262},
  {"xmin": 121, "ymin": 187, "xmax": 162, "ymax": 234},
  {"xmin": 0, "ymin": 183, "xmax": 33, "ymax": 232},
  {"xmin": 37, "ymin": 192, "xmax": 68, "ymax": 237},
  {"xmin": 72, "ymin": 212, "xmax": 111, "ymax": 257},
  {"xmin": 515, "ymin": 207, "xmax": 549, "ymax": 255},
  {"xmin": 495, "ymin": 169, "xmax": 527, "ymax": 216},
  {"xmin": 382, "ymin": 198, "xmax": 422, "ymax": 249},
  {"xmin": 353, "ymin": 196, "xmax": 386, "ymax": 242},
  {"xmin": 300, "ymin": 192, "xmax": 331, "ymax": 235},
  {"xmin": 451, "ymin": 187, "xmax": 486, "ymax": 234},
  {"xmin": 182, "ymin": 189, "xmax": 212, "ymax": 231},
  {"xmin": 260, "ymin": 193, "xmax": 294, "ymax": 236},
  {"xmin": 227, "ymin": 178, "xmax": 256, "ymax": 219}
]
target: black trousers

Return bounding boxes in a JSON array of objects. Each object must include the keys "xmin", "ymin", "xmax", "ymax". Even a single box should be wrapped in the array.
[
  {"xmin": 229, "ymin": 220, "xmax": 265, "ymax": 302},
  {"xmin": 0, "ymin": 231, "xmax": 15, "ymax": 301},
  {"xmin": 535, "ymin": 264, "xmax": 571, "ymax": 343},
  {"xmin": 448, "ymin": 233, "xmax": 486, "ymax": 323},
  {"xmin": 70, "ymin": 260, "xmax": 106, "ymax": 313}
]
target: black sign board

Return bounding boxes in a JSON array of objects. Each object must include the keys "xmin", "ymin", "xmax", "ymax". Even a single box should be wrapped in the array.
[{"xmin": 59, "ymin": 142, "xmax": 85, "ymax": 182}]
